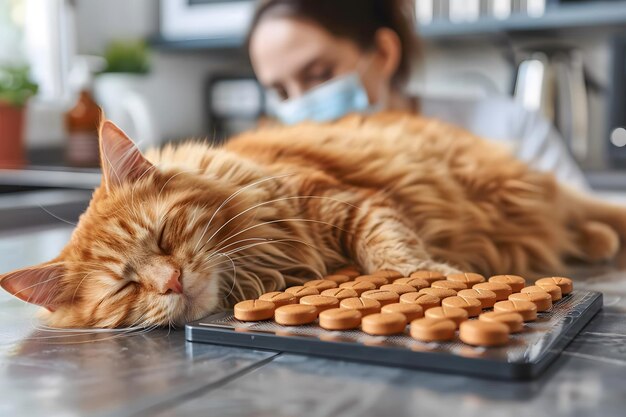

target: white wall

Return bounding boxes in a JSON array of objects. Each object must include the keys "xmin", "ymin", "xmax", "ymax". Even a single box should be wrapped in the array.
[
  {"xmin": 27, "ymin": 0, "xmax": 246, "ymax": 149},
  {"xmin": 74, "ymin": 0, "xmax": 158, "ymax": 54}
]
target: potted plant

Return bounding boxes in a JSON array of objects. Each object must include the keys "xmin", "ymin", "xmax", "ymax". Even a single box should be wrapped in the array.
[{"xmin": 0, "ymin": 65, "xmax": 37, "ymax": 169}]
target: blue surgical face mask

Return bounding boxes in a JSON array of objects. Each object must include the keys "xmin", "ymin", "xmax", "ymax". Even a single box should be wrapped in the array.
[{"xmin": 269, "ymin": 71, "xmax": 375, "ymax": 125}]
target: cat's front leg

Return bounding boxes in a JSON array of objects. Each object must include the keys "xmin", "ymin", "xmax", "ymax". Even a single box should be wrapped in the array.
[
  {"xmin": 349, "ymin": 203, "xmax": 460, "ymax": 276},
  {"xmin": 304, "ymin": 185, "xmax": 460, "ymax": 277}
]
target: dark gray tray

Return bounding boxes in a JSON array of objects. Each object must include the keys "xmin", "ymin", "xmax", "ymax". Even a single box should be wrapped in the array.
[{"xmin": 186, "ymin": 290, "xmax": 602, "ymax": 380}]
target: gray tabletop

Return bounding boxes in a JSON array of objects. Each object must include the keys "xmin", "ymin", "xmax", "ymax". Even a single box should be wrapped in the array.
[{"xmin": 1, "ymin": 225, "xmax": 625, "ymax": 417}]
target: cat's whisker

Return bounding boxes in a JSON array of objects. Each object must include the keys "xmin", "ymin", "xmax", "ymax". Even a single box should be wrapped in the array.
[
  {"xmin": 20, "ymin": 313, "xmax": 150, "ymax": 343},
  {"xmin": 219, "ymin": 238, "xmax": 320, "ymax": 259},
  {"xmin": 203, "ymin": 233, "xmax": 328, "ymax": 272},
  {"xmin": 209, "ymin": 217, "xmax": 350, "ymax": 256},
  {"xmin": 206, "ymin": 211, "xmax": 349, "ymax": 264},
  {"xmin": 202, "ymin": 251, "xmax": 270, "ymax": 269},
  {"xmin": 201, "ymin": 250, "xmax": 266, "ymax": 272},
  {"xmin": 24, "ymin": 325, "xmax": 144, "ymax": 340},
  {"xmin": 192, "ymin": 172, "xmax": 298, "ymax": 254},
  {"xmin": 217, "ymin": 252, "xmax": 238, "ymax": 301},
  {"xmin": 196, "ymin": 194, "xmax": 359, "ymax": 255},
  {"xmin": 207, "ymin": 237, "xmax": 271, "ymax": 257},
  {"xmin": 37, "ymin": 204, "xmax": 78, "ymax": 227},
  {"xmin": 70, "ymin": 271, "xmax": 98, "ymax": 304},
  {"xmin": 20, "ymin": 302, "xmax": 156, "ymax": 343}
]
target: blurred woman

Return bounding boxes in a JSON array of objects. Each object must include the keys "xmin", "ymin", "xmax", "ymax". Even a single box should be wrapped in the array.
[{"xmin": 247, "ymin": 0, "xmax": 587, "ymax": 188}]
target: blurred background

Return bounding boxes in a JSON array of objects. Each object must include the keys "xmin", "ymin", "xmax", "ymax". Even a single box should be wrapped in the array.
[{"xmin": 2, "ymin": 0, "xmax": 626, "ymax": 194}]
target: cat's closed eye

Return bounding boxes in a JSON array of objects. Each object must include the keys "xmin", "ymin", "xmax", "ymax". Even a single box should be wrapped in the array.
[{"xmin": 156, "ymin": 225, "xmax": 168, "ymax": 253}]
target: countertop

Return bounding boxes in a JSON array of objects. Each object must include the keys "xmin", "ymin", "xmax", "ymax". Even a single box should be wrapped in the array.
[{"xmin": 1, "ymin": 225, "xmax": 625, "ymax": 417}]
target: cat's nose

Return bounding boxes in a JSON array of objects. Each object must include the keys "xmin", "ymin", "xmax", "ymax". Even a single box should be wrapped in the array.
[
  {"xmin": 144, "ymin": 257, "xmax": 183, "ymax": 295},
  {"xmin": 165, "ymin": 268, "xmax": 183, "ymax": 294}
]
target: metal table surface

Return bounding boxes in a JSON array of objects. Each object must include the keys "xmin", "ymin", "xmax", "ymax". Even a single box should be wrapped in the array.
[{"xmin": 1, "ymin": 225, "xmax": 625, "ymax": 417}]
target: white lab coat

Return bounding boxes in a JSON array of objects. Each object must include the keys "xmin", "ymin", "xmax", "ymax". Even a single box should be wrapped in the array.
[{"xmin": 420, "ymin": 95, "xmax": 588, "ymax": 190}]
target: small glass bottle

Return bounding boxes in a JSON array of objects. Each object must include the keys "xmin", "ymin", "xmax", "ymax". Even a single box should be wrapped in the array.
[
  {"xmin": 65, "ymin": 56, "xmax": 104, "ymax": 168},
  {"xmin": 65, "ymin": 88, "xmax": 101, "ymax": 167}
]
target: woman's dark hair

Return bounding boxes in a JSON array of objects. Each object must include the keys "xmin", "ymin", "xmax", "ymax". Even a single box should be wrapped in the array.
[{"xmin": 247, "ymin": 0, "xmax": 419, "ymax": 88}]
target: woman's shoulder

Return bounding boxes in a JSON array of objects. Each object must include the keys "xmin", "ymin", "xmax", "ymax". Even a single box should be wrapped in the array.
[
  {"xmin": 418, "ymin": 94, "xmax": 588, "ymax": 190},
  {"xmin": 419, "ymin": 94, "xmax": 544, "ymax": 142}
]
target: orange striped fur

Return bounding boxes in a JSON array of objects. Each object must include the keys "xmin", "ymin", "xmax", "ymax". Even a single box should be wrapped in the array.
[{"xmin": 1, "ymin": 111, "xmax": 625, "ymax": 327}]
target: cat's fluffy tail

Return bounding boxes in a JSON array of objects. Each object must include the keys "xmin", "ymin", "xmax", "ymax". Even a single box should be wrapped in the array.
[{"xmin": 562, "ymin": 186, "xmax": 626, "ymax": 264}]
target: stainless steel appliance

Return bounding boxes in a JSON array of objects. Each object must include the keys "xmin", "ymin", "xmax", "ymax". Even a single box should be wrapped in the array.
[{"xmin": 206, "ymin": 75, "xmax": 265, "ymax": 142}]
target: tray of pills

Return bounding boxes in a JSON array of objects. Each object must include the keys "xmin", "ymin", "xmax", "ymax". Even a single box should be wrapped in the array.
[{"xmin": 186, "ymin": 268, "xmax": 602, "ymax": 380}]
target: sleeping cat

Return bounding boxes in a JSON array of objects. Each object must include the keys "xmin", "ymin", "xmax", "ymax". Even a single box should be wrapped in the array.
[{"xmin": 1, "ymin": 111, "xmax": 624, "ymax": 328}]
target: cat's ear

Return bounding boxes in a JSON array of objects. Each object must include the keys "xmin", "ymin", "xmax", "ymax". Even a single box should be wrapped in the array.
[
  {"xmin": 0, "ymin": 263, "xmax": 66, "ymax": 311},
  {"xmin": 99, "ymin": 120, "xmax": 154, "ymax": 189}
]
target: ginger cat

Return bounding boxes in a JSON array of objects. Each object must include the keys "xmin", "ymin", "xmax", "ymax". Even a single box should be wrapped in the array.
[{"xmin": 1, "ymin": 112, "xmax": 623, "ymax": 327}]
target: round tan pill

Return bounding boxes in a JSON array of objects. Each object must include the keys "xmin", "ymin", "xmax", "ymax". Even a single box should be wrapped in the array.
[
  {"xmin": 459, "ymin": 320, "xmax": 509, "ymax": 347},
  {"xmin": 442, "ymin": 295, "xmax": 482, "ymax": 317},
  {"xmin": 509, "ymin": 292, "xmax": 552, "ymax": 312},
  {"xmin": 447, "ymin": 272, "xmax": 486, "ymax": 286},
  {"xmin": 361, "ymin": 289, "xmax": 400, "ymax": 306},
  {"xmin": 536, "ymin": 277, "xmax": 573, "ymax": 295},
  {"xmin": 274, "ymin": 304, "xmax": 318, "ymax": 325},
  {"xmin": 431, "ymin": 280, "xmax": 467, "ymax": 291},
  {"xmin": 361, "ymin": 313, "xmax": 407, "ymax": 336},
  {"xmin": 473, "ymin": 282, "xmax": 512, "ymax": 301},
  {"xmin": 410, "ymin": 317, "xmax": 456, "ymax": 342},
  {"xmin": 522, "ymin": 285, "xmax": 562, "ymax": 301},
  {"xmin": 354, "ymin": 275, "xmax": 388, "ymax": 287},
  {"xmin": 234, "ymin": 300, "xmax": 275, "ymax": 322},
  {"xmin": 393, "ymin": 277, "xmax": 429, "ymax": 290},
  {"xmin": 299, "ymin": 295, "xmax": 340, "ymax": 314},
  {"xmin": 285, "ymin": 286, "xmax": 319, "ymax": 301},
  {"xmin": 479, "ymin": 311, "xmax": 524, "ymax": 333},
  {"xmin": 258, "ymin": 291, "xmax": 297, "ymax": 308},
  {"xmin": 321, "ymin": 287, "xmax": 359, "ymax": 301},
  {"xmin": 333, "ymin": 267, "xmax": 360, "ymax": 279},
  {"xmin": 419, "ymin": 287, "xmax": 457, "ymax": 299},
  {"xmin": 379, "ymin": 283, "xmax": 416, "ymax": 295},
  {"xmin": 340, "ymin": 297, "xmax": 381, "ymax": 316},
  {"xmin": 372, "ymin": 269, "xmax": 404, "ymax": 279},
  {"xmin": 319, "ymin": 308, "xmax": 362, "ymax": 330},
  {"xmin": 457, "ymin": 288, "xmax": 497, "ymax": 309},
  {"xmin": 425, "ymin": 305, "xmax": 468, "ymax": 327},
  {"xmin": 489, "ymin": 275, "xmax": 526, "ymax": 293},
  {"xmin": 382, "ymin": 302, "xmax": 424, "ymax": 322},
  {"xmin": 400, "ymin": 292, "xmax": 440, "ymax": 311},
  {"xmin": 339, "ymin": 280, "xmax": 377, "ymax": 295},
  {"xmin": 303, "ymin": 279, "xmax": 338, "ymax": 291},
  {"xmin": 323, "ymin": 274, "xmax": 351, "ymax": 284},
  {"xmin": 493, "ymin": 300, "xmax": 537, "ymax": 321},
  {"xmin": 409, "ymin": 270, "xmax": 446, "ymax": 284}
]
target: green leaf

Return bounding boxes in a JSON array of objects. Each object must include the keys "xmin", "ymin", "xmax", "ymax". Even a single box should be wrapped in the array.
[
  {"xmin": 0, "ymin": 65, "xmax": 38, "ymax": 107},
  {"xmin": 102, "ymin": 39, "xmax": 151, "ymax": 74}
]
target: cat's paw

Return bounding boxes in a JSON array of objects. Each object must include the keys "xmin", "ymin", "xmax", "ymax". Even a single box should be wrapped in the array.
[{"xmin": 578, "ymin": 221, "xmax": 620, "ymax": 262}]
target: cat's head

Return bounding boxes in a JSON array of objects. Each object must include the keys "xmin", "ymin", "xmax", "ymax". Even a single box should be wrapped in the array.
[{"xmin": 0, "ymin": 121, "xmax": 312, "ymax": 327}]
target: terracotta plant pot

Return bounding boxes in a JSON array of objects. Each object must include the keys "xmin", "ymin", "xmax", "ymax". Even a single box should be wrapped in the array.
[{"xmin": 0, "ymin": 102, "xmax": 26, "ymax": 169}]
